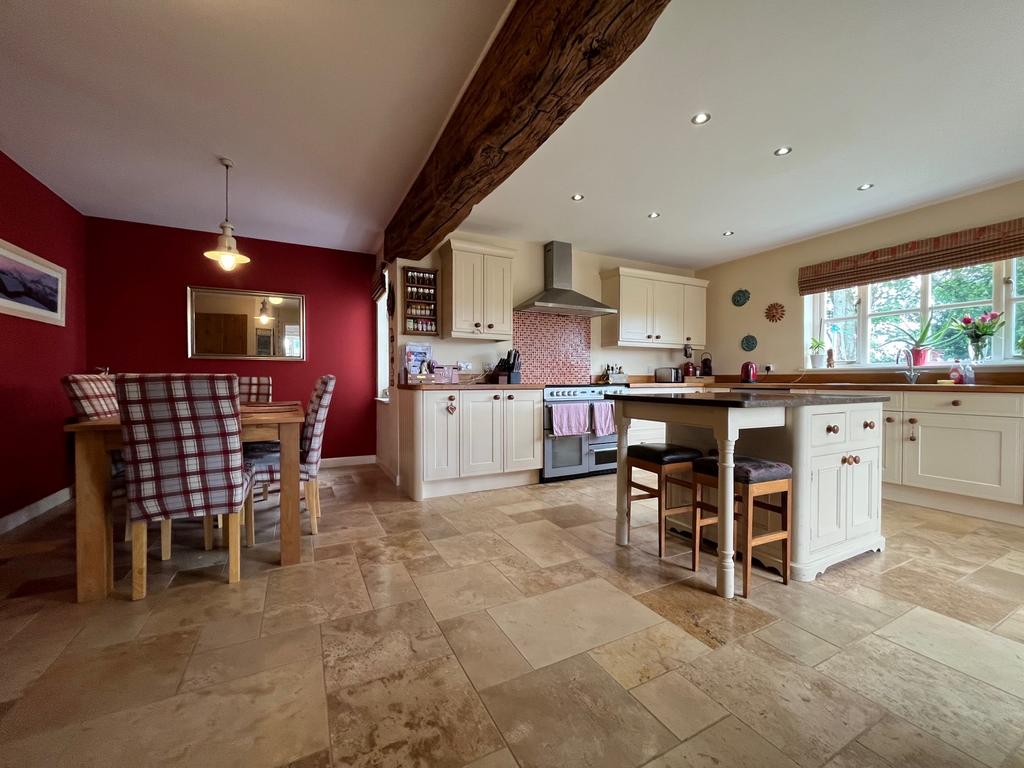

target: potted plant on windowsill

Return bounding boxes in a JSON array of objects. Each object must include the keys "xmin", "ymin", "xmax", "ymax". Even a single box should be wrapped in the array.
[
  {"xmin": 885, "ymin": 311, "xmax": 951, "ymax": 366},
  {"xmin": 952, "ymin": 311, "xmax": 1005, "ymax": 363},
  {"xmin": 808, "ymin": 337, "xmax": 827, "ymax": 368}
]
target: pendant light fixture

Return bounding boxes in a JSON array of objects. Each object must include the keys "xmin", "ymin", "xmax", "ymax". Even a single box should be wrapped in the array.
[
  {"xmin": 256, "ymin": 297, "xmax": 273, "ymax": 325},
  {"xmin": 203, "ymin": 157, "xmax": 250, "ymax": 271}
]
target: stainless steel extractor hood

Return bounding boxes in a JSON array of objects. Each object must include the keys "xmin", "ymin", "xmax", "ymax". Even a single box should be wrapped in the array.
[{"xmin": 515, "ymin": 241, "xmax": 618, "ymax": 317}]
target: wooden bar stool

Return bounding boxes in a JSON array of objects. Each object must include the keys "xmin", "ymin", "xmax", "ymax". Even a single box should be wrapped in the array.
[
  {"xmin": 689, "ymin": 455, "xmax": 793, "ymax": 597},
  {"xmin": 626, "ymin": 443, "xmax": 702, "ymax": 558}
]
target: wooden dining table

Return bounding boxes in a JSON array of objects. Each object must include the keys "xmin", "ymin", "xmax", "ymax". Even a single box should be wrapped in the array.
[{"xmin": 64, "ymin": 402, "xmax": 306, "ymax": 602}]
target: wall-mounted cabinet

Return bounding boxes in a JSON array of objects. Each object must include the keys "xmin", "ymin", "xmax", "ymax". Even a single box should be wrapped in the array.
[
  {"xmin": 439, "ymin": 240, "xmax": 514, "ymax": 341},
  {"xmin": 600, "ymin": 267, "xmax": 708, "ymax": 349}
]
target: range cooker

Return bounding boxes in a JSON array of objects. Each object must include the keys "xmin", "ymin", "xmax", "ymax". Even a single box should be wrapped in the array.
[{"xmin": 542, "ymin": 384, "xmax": 628, "ymax": 482}]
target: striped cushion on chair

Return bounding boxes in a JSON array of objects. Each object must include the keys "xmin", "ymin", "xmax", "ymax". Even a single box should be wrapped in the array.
[
  {"xmin": 116, "ymin": 373, "xmax": 254, "ymax": 522},
  {"xmin": 62, "ymin": 374, "xmax": 118, "ymax": 420},
  {"xmin": 239, "ymin": 376, "xmax": 273, "ymax": 404}
]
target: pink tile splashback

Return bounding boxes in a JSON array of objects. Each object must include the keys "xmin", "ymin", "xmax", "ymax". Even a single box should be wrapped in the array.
[{"xmin": 512, "ymin": 311, "xmax": 591, "ymax": 384}]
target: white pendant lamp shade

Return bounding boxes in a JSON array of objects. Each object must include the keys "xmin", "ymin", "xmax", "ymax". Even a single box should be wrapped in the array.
[
  {"xmin": 256, "ymin": 298, "xmax": 273, "ymax": 325},
  {"xmin": 203, "ymin": 157, "xmax": 250, "ymax": 271}
]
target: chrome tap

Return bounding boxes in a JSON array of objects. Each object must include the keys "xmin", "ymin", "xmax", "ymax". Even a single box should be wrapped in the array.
[{"xmin": 896, "ymin": 348, "xmax": 920, "ymax": 384}]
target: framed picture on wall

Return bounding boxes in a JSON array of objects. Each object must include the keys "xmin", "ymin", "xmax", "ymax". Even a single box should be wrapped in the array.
[{"xmin": 0, "ymin": 237, "xmax": 66, "ymax": 326}]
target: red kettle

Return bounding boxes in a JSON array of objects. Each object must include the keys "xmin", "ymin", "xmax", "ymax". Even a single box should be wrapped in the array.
[{"xmin": 740, "ymin": 361, "xmax": 758, "ymax": 383}]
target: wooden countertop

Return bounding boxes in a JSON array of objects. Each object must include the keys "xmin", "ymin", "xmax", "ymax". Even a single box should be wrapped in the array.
[
  {"xmin": 606, "ymin": 391, "xmax": 890, "ymax": 408},
  {"xmin": 397, "ymin": 383, "xmax": 543, "ymax": 390},
  {"xmin": 728, "ymin": 382, "xmax": 1024, "ymax": 394}
]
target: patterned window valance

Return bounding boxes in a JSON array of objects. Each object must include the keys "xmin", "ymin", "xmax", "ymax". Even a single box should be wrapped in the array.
[{"xmin": 797, "ymin": 217, "xmax": 1024, "ymax": 296}]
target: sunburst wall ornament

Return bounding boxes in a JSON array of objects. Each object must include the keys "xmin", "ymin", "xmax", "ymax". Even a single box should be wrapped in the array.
[{"xmin": 765, "ymin": 302, "xmax": 786, "ymax": 323}]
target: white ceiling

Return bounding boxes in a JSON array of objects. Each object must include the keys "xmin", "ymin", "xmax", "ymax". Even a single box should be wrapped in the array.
[
  {"xmin": 0, "ymin": 0, "xmax": 510, "ymax": 253},
  {"xmin": 462, "ymin": 0, "xmax": 1024, "ymax": 269}
]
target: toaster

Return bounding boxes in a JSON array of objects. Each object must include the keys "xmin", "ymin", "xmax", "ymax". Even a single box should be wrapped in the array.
[{"xmin": 654, "ymin": 367, "xmax": 682, "ymax": 383}]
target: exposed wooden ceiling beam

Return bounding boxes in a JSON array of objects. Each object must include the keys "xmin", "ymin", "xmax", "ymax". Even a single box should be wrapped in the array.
[{"xmin": 383, "ymin": 0, "xmax": 670, "ymax": 263}]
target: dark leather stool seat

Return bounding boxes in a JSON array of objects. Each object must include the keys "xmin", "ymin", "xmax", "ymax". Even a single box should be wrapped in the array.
[
  {"xmin": 628, "ymin": 443, "xmax": 702, "ymax": 465},
  {"xmin": 693, "ymin": 455, "xmax": 792, "ymax": 484}
]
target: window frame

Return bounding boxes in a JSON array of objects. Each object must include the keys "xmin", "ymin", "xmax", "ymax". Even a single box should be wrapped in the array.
[{"xmin": 809, "ymin": 257, "xmax": 1020, "ymax": 367}]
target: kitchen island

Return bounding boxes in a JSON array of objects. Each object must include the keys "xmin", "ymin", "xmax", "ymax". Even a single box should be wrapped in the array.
[{"xmin": 606, "ymin": 391, "xmax": 890, "ymax": 598}]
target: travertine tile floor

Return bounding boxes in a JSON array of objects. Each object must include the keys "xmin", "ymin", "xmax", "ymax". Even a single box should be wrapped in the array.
[{"xmin": 1, "ymin": 466, "xmax": 1023, "ymax": 767}]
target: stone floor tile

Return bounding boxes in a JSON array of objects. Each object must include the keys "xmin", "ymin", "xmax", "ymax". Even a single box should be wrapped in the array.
[
  {"xmin": 439, "ymin": 610, "xmax": 532, "ymax": 690},
  {"xmin": 488, "ymin": 578, "xmax": 663, "ymax": 668},
  {"xmin": 194, "ymin": 611, "xmax": 264, "ymax": 653},
  {"xmin": 261, "ymin": 555, "xmax": 371, "ymax": 635},
  {"xmin": 839, "ymin": 584, "xmax": 915, "ymax": 618},
  {"xmin": 415, "ymin": 562, "xmax": 522, "ymax": 622},
  {"xmin": 496, "ymin": 519, "xmax": 588, "ymax": 568},
  {"xmin": 958, "ymin": 564, "xmax": 1024, "ymax": 605},
  {"xmin": 328, "ymin": 654, "xmax": 502, "ymax": 768},
  {"xmin": 631, "ymin": 670, "xmax": 727, "ymax": 739},
  {"xmin": 754, "ymin": 620, "xmax": 840, "ymax": 666},
  {"xmin": 501, "ymin": 559, "xmax": 596, "ymax": 597},
  {"xmin": 481, "ymin": 654, "xmax": 678, "ymax": 768},
  {"xmin": 819, "ymin": 634, "xmax": 1024, "ymax": 767},
  {"xmin": 822, "ymin": 741, "xmax": 891, "ymax": 768},
  {"xmin": 350, "ymin": 530, "xmax": 437, "ymax": 565},
  {"xmin": 277, "ymin": 748, "xmax": 332, "ymax": 768},
  {"xmin": 682, "ymin": 636, "xmax": 884, "ymax": 767},
  {"xmin": 321, "ymin": 600, "xmax": 449, "ymax": 690},
  {"xmin": 534, "ymin": 503, "xmax": 612, "ymax": 529},
  {"xmin": 463, "ymin": 747, "xmax": 519, "ymax": 768},
  {"xmin": 375, "ymin": 509, "xmax": 460, "ymax": 541},
  {"xmin": 361, "ymin": 562, "xmax": 420, "ymax": 608},
  {"xmin": 588, "ymin": 621, "xmax": 709, "ymax": 689},
  {"xmin": 180, "ymin": 624, "xmax": 321, "ymax": 693},
  {"xmin": 138, "ymin": 577, "xmax": 268, "ymax": 636},
  {"xmin": 994, "ymin": 607, "xmax": 1024, "ymax": 642},
  {"xmin": 856, "ymin": 713, "xmax": 988, "ymax": 768},
  {"xmin": 405, "ymin": 553, "xmax": 452, "ymax": 578},
  {"xmin": 635, "ymin": 580, "xmax": 776, "ymax": 649},
  {"xmin": 431, "ymin": 531, "xmax": 521, "ymax": 568},
  {"xmin": 441, "ymin": 507, "xmax": 518, "ymax": 534},
  {"xmin": 644, "ymin": 716, "xmax": 799, "ymax": 768}
]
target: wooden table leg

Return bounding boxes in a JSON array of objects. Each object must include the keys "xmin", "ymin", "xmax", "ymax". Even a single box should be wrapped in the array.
[
  {"xmin": 279, "ymin": 420, "xmax": 302, "ymax": 566},
  {"xmin": 76, "ymin": 432, "xmax": 111, "ymax": 602}
]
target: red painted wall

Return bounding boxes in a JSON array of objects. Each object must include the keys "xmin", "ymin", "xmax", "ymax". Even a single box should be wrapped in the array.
[
  {"xmin": 84, "ymin": 218, "xmax": 377, "ymax": 462},
  {"xmin": 0, "ymin": 152, "xmax": 87, "ymax": 519}
]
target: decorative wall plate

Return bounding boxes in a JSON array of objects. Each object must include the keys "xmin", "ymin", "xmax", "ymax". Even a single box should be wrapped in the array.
[
  {"xmin": 765, "ymin": 302, "xmax": 785, "ymax": 323},
  {"xmin": 740, "ymin": 334, "xmax": 758, "ymax": 351},
  {"xmin": 731, "ymin": 289, "xmax": 751, "ymax": 307}
]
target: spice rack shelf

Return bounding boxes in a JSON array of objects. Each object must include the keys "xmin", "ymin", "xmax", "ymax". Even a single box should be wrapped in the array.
[{"xmin": 402, "ymin": 266, "xmax": 439, "ymax": 336}]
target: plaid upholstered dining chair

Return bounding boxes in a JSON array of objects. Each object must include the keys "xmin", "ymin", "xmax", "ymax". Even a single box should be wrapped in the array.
[
  {"xmin": 245, "ymin": 375, "xmax": 336, "ymax": 539},
  {"xmin": 238, "ymin": 375, "xmax": 272, "ymax": 403},
  {"xmin": 116, "ymin": 373, "xmax": 256, "ymax": 599}
]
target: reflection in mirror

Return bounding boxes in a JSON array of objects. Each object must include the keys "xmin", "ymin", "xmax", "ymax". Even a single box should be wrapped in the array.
[{"xmin": 188, "ymin": 286, "xmax": 305, "ymax": 360}]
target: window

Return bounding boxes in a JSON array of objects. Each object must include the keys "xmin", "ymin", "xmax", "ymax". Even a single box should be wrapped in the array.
[
  {"xmin": 375, "ymin": 272, "xmax": 391, "ymax": 398},
  {"xmin": 811, "ymin": 258, "xmax": 1022, "ymax": 366}
]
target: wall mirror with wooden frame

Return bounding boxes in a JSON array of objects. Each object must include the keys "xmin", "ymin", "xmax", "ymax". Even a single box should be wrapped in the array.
[{"xmin": 187, "ymin": 286, "xmax": 305, "ymax": 360}]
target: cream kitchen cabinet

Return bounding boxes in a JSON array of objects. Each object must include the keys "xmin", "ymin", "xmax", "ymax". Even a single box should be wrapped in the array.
[
  {"xmin": 601, "ymin": 267, "xmax": 708, "ymax": 349},
  {"xmin": 881, "ymin": 411, "xmax": 902, "ymax": 484},
  {"xmin": 901, "ymin": 411, "xmax": 1024, "ymax": 504},
  {"xmin": 400, "ymin": 387, "xmax": 543, "ymax": 500},
  {"xmin": 439, "ymin": 239, "xmax": 514, "ymax": 340}
]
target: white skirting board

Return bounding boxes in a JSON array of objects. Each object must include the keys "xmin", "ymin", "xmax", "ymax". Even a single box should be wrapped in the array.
[
  {"xmin": 319, "ymin": 455, "xmax": 376, "ymax": 468},
  {"xmin": 0, "ymin": 485, "xmax": 72, "ymax": 535}
]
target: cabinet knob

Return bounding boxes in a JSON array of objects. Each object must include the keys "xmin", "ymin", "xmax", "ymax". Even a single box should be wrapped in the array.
[
  {"xmin": 686, "ymin": 337, "xmax": 692, "ymax": 341},
  {"xmin": 507, "ymin": 394, "xmax": 515, "ymax": 400},
  {"xmin": 646, "ymin": 334, "xmax": 653, "ymax": 339},
  {"xmin": 863, "ymin": 420, "xmax": 876, "ymax": 429},
  {"xmin": 885, "ymin": 416, "xmax": 895, "ymax": 423},
  {"xmin": 852, "ymin": 455, "xmax": 861, "ymax": 464},
  {"xmin": 908, "ymin": 417, "xmax": 918, "ymax": 424},
  {"xmin": 474, "ymin": 322, "xmax": 482, "ymax": 328},
  {"xmin": 826, "ymin": 424, "xmax": 840, "ymax": 435},
  {"xmin": 951, "ymin": 399, "xmax": 962, "ymax": 406},
  {"xmin": 487, "ymin": 323, "xmax": 494, "ymax": 329},
  {"xmin": 909, "ymin": 435, "xmax": 917, "ymax": 442},
  {"xmin": 493, "ymin": 394, "xmax": 500, "ymax": 400},
  {"xmin": 447, "ymin": 395, "xmax": 456, "ymax": 401},
  {"xmin": 840, "ymin": 455, "xmax": 849, "ymax": 465},
  {"xmin": 655, "ymin": 334, "xmax": 662, "ymax": 339}
]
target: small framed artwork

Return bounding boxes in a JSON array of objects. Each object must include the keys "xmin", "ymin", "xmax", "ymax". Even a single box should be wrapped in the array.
[
  {"xmin": 0, "ymin": 237, "xmax": 66, "ymax": 326},
  {"xmin": 255, "ymin": 327, "xmax": 275, "ymax": 356}
]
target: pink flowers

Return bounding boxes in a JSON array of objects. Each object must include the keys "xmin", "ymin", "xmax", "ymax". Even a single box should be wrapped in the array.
[
  {"xmin": 953, "ymin": 310, "xmax": 1005, "ymax": 342},
  {"xmin": 962, "ymin": 315, "xmax": 973, "ymax": 324}
]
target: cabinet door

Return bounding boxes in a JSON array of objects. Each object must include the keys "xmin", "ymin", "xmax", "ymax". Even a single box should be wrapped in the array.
[
  {"xmin": 651, "ymin": 281, "xmax": 685, "ymax": 345},
  {"xmin": 682, "ymin": 284, "xmax": 707, "ymax": 347},
  {"xmin": 503, "ymin": 390, "xmax": 543, "ymax": 471},
  {"xmin": 422, "ymin": 391, "xmax": 460, "ymax": 481},
  {"xmin": 846, "ymin": 447, "xmax": 880, "ymax": 539},
  {"xmin": 902, "ymin": 412, "xmax": 1023, "ymax": 504},
  {"xmin": 451, "ymin": 250, "xmax": 484, "ymax": 334},
  {"xmin": 809, "ymin": 452, "xmax": 846, "ymax": 552},
  {"xmin": 482, "ymin": 255, "xmax": 513, "ymax": 336},
  {"xmin": 881, "ymin": 411, "xmax": 902, "ymax": 484},
  {"xmin": 618, "ymin": 276, "xmax": 652, "ymax": 342},
  {"xmin": 460, "ymin": 390, "xmax": 503, "ymax": 476}
]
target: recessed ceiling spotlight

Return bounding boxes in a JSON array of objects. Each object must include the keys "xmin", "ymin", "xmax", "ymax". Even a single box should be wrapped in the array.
[
  {"xmin": 773, "ymin": 146, "xmax": 792, "ymax": 156},
  {"xmin": 647, "ymin": 211, "xmax": 661, "ymax": 219},
  {"xmin": 690, "ymin": 112, "xmax": 711, "ymax": 125},
  {"xmin": 722, "ymin": 230, "xmax": 735, "ymax": 237},
  {"xmin": 857, "ymin": 183, "xmax": 875, "ymax": 191},
  {"xmin": 570, "ymin": 193, "xmax": 584, "ymax": 201}
]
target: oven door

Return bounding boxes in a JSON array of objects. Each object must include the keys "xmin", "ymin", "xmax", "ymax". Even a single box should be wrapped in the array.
[
  {"xmin": 588, "ymin": 438, "xmax": 619, "ymax": 473},
  {"xmin": 543, "ymin": 432, "xmax": 590, "ymax": 479}
]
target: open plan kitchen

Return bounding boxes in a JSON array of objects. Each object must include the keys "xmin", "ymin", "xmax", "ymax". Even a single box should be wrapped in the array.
[{"xmin": 3, "ymin": 2, "xmax": 1024, "ymax": 767}]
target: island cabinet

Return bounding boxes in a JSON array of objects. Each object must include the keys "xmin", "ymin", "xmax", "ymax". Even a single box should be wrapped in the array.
[
  {"xmin": 600, "ymin": 267, "xmax": 708, "ymax": 349},
  {"xmin": 400, "ymin": 387, "xmax": 543, "ymax": 500},
  {"xmin": 439, "ymin": 239, "xmax": 514, "ymax": 341}
]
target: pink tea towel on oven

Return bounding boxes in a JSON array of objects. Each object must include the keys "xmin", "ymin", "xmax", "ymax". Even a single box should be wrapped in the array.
[
  {"xmin": 551, "ymin": 403, "xmax": 590, "ymax": 436},
  {"xmin": 592, "ymin": 401, "xmax": 616, "ymax": 437}
]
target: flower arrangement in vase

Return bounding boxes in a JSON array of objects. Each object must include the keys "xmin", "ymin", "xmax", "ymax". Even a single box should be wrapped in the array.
[{"xmin": 952, "ymin": 311, "xmax": 1005, "ymax": 363}]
